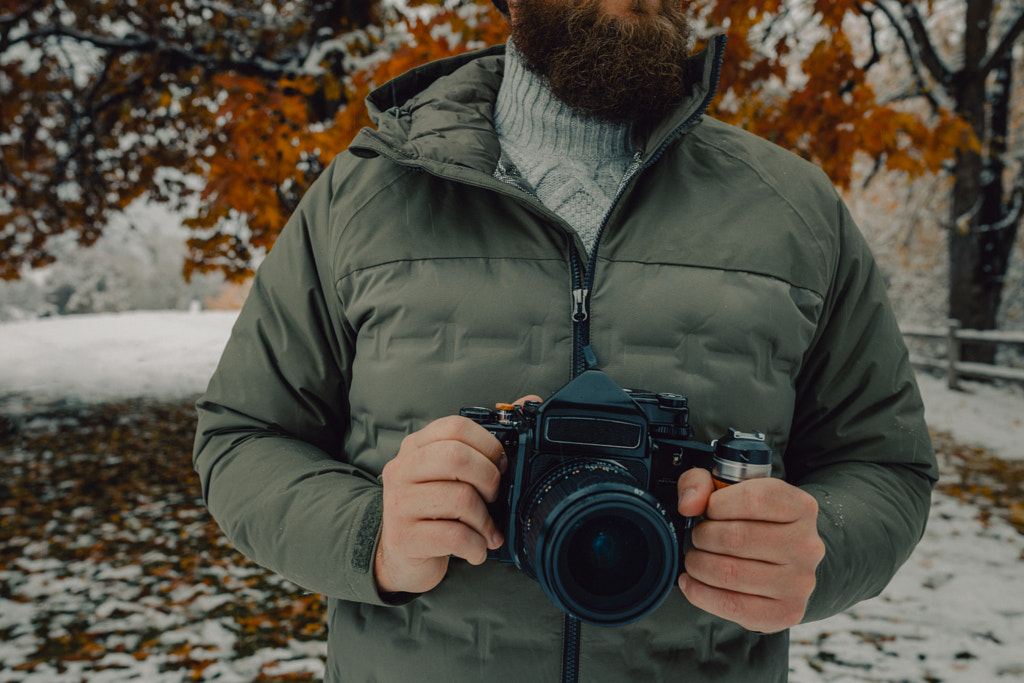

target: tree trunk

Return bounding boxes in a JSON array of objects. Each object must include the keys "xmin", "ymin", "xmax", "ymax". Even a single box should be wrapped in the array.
[{"xmin": 946, "ymin": 1, "xmax": 1020, "ymax": 364}]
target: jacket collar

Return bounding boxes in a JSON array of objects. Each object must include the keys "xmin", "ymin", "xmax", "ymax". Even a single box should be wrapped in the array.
[{"xmin": 354, "ymin": 36, "xmax": 725, "ymax": 174}]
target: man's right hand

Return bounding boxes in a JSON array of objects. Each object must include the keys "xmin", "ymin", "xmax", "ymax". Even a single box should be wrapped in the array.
[{"xmin": 375, "ymin": 414, "xmax": 510, "ymax": 595}]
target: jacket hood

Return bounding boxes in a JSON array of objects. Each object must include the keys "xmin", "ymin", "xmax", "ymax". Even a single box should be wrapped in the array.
[{"xmin": 351, "ymin": 37, "xmax": 726, "ymax": 175}]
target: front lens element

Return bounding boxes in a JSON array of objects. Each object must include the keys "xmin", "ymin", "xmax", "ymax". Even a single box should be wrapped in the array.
[
  {"xmin": 518, "ymin": 460, "xmax": 678, "ymax": 626},
  {"xmin": 567, "ymin": 514, "xmax": 651, "ymax": 597}
]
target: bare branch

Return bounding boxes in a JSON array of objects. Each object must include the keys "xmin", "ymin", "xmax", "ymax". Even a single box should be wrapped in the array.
[
  {"xmin": 10, "ymin": 25, "xmax": 154, "ymax": 52},
  {"xmin": 896, "ymin": 1, "xmax": 955, "ymax": 86},
  {"xmin": 979, "ymin": 9, "xmax": 1024, "ymax": 76},
  {"xmin": 9, "ymin": 25, "xmax": 315, "ymax": 80},
  {"xmin": 855, "ymin": 3, "xmax": 883, "ymax": 72},
  {"xmin": 858, "ymin": 2, "xmax": 944, "ymax": 110}
]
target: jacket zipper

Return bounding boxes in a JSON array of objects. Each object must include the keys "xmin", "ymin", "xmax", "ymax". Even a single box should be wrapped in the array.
[
  {"xmin": 561, "ymin": 35, "xmax": 726, "ymax": 683},
  {"xmin": 571, "ymin": 34, "xmax": 726, "ymax": 376}
]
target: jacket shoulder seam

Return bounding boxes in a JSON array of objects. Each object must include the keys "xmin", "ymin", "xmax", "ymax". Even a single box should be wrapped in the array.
[
  {"xmin": 329, "ymin": 159, "xmax": 419, "ymax": 279},
  {"xmin": 688, "ymin": 124, "xmax": 838, "ymax": 268}
]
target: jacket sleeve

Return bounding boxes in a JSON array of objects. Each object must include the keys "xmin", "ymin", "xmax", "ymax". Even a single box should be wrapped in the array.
[
  {"xmin": 192, "ymin": 160, "xmax": 390, "ymax": 604},
  {"xmin": 788, "ymin": 199, "xmax": 939, "ymax": 623}
]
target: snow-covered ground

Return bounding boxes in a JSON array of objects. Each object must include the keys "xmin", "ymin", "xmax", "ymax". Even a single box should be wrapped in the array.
[
  {"xmin": 0, "ymin": 310, "xmax": 238, "ymax": 406},
  {"xmin": 2, "ymin": 309, "xmax": 1022, "ymax": 459},
  {"xmin": 1, "ymin": 310, "xmax": 1023, "ymax": 681}
]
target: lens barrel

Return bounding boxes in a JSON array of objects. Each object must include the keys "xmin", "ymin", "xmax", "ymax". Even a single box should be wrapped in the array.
[{"xmin": 518, "ymin": 460, "xmax": 678, "ymax": 626}]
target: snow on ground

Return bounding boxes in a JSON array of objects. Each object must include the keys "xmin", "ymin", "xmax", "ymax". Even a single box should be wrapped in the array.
[
  {"xmin": 0, "ymin": 310, "xmax": 237, "ymax": 405},
  {"xmin": 1, "ymin": 310, "xmax": 1023, "ymax": 682},
  {"xmin": 2, "ymin": 309, "xmax": 1022, "ymax": 457},
  {"xmin": 916, "ymin": 371, "xmax": 1024, "ymax": 461},
  {"xmin": 790, "ymin": 494, "xmax": 1024, "ymax": 682}
]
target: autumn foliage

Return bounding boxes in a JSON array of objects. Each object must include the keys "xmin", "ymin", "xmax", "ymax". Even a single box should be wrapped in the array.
[
  {"xmin": 704, "ymin": 0, "xmax": 977, "ymax": 189},
  {"xmin": 184, "ymin": 0, "xmax": 509, "ymax": 281},
  {"xmin": 0, "ymin": 0, "xmax": 1004, "ymax": 285}
]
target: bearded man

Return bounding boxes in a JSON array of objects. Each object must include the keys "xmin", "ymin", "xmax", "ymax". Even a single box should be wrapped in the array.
[{"xmin": 194, "ymin": 0, "xmax": 938, "ymax": 679}]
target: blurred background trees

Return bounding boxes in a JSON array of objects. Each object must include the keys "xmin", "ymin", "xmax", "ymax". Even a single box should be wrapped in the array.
[{"xmin": 2, "ymin": 0, "xmax": 1023, "ymax": 360}]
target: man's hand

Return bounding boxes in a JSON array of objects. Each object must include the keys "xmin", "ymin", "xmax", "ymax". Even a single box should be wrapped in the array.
[
  {"xmin": 376, "ymin": 415, "xmax": 506, "ymax": 595},
  {"xmin": 375, "ymin": 396, "xmax": 541, "ymax": 596},
  {"xmin": 676, "ymin": 468, "xmax": 825, "ymax": 633}
]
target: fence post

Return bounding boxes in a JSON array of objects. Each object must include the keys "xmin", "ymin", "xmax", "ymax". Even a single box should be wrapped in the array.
[{"xmin": 947, "ymin": 319, "xmax": 962, "ymax": 390}]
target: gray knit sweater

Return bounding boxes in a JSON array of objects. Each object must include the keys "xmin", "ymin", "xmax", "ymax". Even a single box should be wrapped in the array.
[{"xmin": 493, "ymin": 46, "xmax": 640, "ymax": 256}]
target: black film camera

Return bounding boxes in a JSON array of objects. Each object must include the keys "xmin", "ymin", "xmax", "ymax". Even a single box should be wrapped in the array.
[{"xmin": 460, "ymin": 370, "xmax": 771, "ymax": 627}]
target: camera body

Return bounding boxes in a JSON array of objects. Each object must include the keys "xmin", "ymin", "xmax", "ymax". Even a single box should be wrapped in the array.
[{"xmin": 460, "ymin": 369, "xmax": 771, "ymax": 627}]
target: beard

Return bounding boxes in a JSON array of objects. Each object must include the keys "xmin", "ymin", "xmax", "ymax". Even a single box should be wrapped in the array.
[{"xmin": 508, "ymin": 0, "xmax": 696, "ymax": 126}]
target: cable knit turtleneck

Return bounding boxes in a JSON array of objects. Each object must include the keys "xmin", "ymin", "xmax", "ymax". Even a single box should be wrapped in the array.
[{"xmin": 493, "ymin": 45, "xmax": 640, "ymax": 256}]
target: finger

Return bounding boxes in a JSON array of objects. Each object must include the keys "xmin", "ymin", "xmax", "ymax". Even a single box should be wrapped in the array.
[
  {"xmin": 512, "ymin": 394, "xmax": 543, "ymax": 405},
  {"xmin": 705, "ymin": 477, "xmax": 818, "ymax": 524},
  {"xmin": 397, "ymin": 481, "xmax": 504, "ymax": 549},
  {"xmin": 393, "ymin": 437, "xmax": 505, "ymax": 502},
  {"xmin": 403, "ymin": 415, "xmax": 507, "ymax": 466},
  {"xmin": 678, "ymin": 572, "xmax": 805, "ymax": 633},
  {"xmin": 676, "ymin": 467, "xmax": 714, "ymax": 517},
  {"xmin": 683, "ymin": 545, "xmax": 794, "ymax": 598},
  {"xmin": 691, "ymin": 518, "xmax": 824, "ymax": 566},
  {"xmin": 395, "ymin": 519, "xmax": 494, "ymax": 566}
]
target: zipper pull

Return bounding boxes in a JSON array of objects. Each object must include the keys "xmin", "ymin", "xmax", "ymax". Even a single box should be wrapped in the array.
[{"xmin": 571, "ymin": 288, "xmax": 589, "ymax": 323}]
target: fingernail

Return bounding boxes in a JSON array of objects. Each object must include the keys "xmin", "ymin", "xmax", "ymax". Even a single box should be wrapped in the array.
[
  {"xmin": 678, "ymin": 574, "xmax": 688, "ymax": 592},
  {"xmin": 679, "ymin": 487, "xmax": 698, "ymax": 508},
  {"xmin": 498, "ymin": 454, "xmax": 508, "ymax": 474},
  {"xmin": 491, "ymin": 530, "xmax": 504, "ymax": 549}
]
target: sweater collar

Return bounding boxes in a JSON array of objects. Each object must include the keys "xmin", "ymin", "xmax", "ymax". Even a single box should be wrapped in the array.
[
  {"xmin": 355, "ymin": 37, "xmax": 725, "ymax": 173},
  {"xmin": 492, "ymin": 43, "xmax": 636, "ymax": 160}
]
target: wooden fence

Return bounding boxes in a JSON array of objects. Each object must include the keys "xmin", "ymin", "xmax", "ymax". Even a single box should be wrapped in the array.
[{"xmin": 901, "ymin": 320, "xmax": 1024, "ymax": 390}]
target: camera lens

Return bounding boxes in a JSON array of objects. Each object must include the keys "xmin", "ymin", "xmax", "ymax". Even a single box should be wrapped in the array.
[
  {"xmin": 567, "ymin": 514, "xmax": 650, "ymax": 596},
  {"xmin": 518, "ymin": 460, "xmax": 678, "ymax": 626}
]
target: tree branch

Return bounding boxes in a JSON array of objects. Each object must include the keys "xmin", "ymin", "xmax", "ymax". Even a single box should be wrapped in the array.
[
  {"xmin": 979, "ymin": 9, "xmax": 1024, "ymax": 76},
  {"xmin": 896, "ymin": 1, "xmax": 955, "ymax": 86},
  {"xmin": 9, "ymin": 24, "xmax": 344, "ymax": 81},
  {"xmin": 855, "ymin": 3, "xmax": 883, "ymax": 72},
  {"xmin": 860, "ymin": 2, "xmax": 944, "ymax": 110}
]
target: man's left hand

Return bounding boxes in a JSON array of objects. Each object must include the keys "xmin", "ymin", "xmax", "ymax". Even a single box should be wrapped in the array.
[{"xmin": 676, "ymin": 468, "xmax": 825, "ymax": 633}]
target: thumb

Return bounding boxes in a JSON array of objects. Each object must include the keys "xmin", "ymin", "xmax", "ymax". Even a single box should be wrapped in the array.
[{"xmin": 677, "ymin": 467, "xmax": 714, "ymax": 517}]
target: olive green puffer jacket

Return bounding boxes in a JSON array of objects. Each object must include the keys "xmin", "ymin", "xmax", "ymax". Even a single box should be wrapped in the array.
[{"xmin": 194, "ymin": 39, "xmax": 937, "ymax": 682}]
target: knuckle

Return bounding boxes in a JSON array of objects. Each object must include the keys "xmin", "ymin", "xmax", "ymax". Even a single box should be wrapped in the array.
[
  {"xmin": 716, "ymin": 555, "xmax": 742, "ymax": 587},
  {"xmin": 380, "ymin": 458, "xmax": 401, "ymax": 486},
  {"xmin": 809, "ymin": 536, "xmax": 826, "ymax": 563},
  {"xmin": 446, "ymin": 414, "xmax": 479, "ymax": 440},
  {"xmin": 445, "ymin": 522, "xmax": 482, "ymax": 555},
  {"xmin": 794, "ymin": 573, "xmax": 817, "ymax": 601},
  {"xmin": 450, "ymin": 482, "xmax": 479, "ymax": 511},
  {"xmin": 799, "ymin": 491, "xmax": 819, "ymax": 517},
  {"xmin": 484, "ymin": 466, "xmax": 503, "ymax": 497},
  {"xmin": 716, "ymin": 589, "xmax": 745, "ymax": 621},
  {"xmin": 719, "ymin": 523, "xmax": 747, "ymax": 554},
  {"xmin": 438, "ymin": 440, "xmax": 468, "ymax": 468},
  {"xmin": 795, "ymin": 532, "xmax": 826, "ymax": 564},
  {"xmin": 745, "ymin": 483, "xmax": 774, "ymax": 510}
]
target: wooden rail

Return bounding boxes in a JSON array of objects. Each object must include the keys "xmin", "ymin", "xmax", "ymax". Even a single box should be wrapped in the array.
[{"xmin": 901, "ymin": 320, "xmax": 1024, "ymax": 390}]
